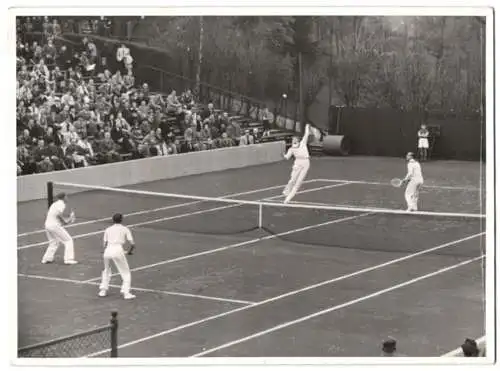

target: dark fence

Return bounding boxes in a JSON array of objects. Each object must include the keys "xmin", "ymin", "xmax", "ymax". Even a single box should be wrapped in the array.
[
  {"xmin": 18, "ymin": 312, "xmax": 118, "ymax": 358},
  {"xmin": 330, "ymin": 107, "xmax": 485, "ymax": 161}
]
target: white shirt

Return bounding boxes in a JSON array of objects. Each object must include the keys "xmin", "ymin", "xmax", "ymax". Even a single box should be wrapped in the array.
[
  {"xmin": 285, "ymin": 142, "xmax": 310, "ymax": 162},
  {"xmin": 407, "ymin": 159, "xmax": 424, "ymax": 182},
  {"xmin": 116, "ymin": 47, "xmax": 125, "ymax": 62},
  {"xmin": 104, "ymin": 224, "xmax": 134, "ymax": 247},
  {"xmin": 45, "ymin": 200, "xmax": 66, "ymax": 227}
]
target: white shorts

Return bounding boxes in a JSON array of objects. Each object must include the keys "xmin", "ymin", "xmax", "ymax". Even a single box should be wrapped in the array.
[{"xmin": 418, "ymin": 138, "xmax": 429, "ymax": 149}]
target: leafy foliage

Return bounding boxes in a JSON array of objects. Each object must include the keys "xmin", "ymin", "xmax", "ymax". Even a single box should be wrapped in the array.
[{"xmin": 135, "ymin": 16, "xmax": 485, "ymax": 112}]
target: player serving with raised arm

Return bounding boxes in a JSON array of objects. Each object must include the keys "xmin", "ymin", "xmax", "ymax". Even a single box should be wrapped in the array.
[
  {"xmin": 282, "ymin": 123, "xmax": 311, "ymax": 204},
  {"xmin": 42, "ymin": 192, "xmax": 77, "ymax": 265},
  {"xmin": 99, "ymin": 213, "xmax": 136, "ymax": 300},
  {"xmin": 401, "ymin": 152, "xmax": 424, "ymax": 211}
]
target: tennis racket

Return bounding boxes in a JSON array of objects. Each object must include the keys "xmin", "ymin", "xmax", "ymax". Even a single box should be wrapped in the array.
[
  {"xmin": 63, "ymin": 204, "xmax": 76, "ymax": 224},
  {"xmin": 67, "ymin": 210, "xmax": 76, "ymax": 224},
  {"xmin": 390, "ymin": 178, "xmax": 403, "ymax": 188}
]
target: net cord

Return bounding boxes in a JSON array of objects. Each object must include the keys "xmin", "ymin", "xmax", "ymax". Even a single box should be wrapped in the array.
[{"xmin": 52, "ymin": 181, "xmax": 486, "ymax": 219}]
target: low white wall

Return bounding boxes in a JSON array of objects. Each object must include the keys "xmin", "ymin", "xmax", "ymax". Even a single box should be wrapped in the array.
[{"xmin": 17, "ymin": 141, "xmax": 285, "ymax": 202}]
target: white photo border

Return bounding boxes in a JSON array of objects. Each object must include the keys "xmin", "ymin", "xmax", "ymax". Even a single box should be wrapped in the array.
[{"xmin": 4, "ymin": 1, "xmax": 497, "ymax": 370}]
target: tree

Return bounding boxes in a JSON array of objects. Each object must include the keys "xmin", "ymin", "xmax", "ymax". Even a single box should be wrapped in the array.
[{"xmin": 131, "ymin": 15, "xmax": 484, "ymax": 114}]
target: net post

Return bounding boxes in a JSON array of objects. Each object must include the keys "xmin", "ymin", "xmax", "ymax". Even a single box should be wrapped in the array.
[
  {"xmin": 258, "ymin": 203, "xmax": 263, "ymax": 229},
  {"xmin": 110, "ymin": 311, "xmax": 118, "ymax": 358},
  {"xmin": 47, "ymin": 181, "xmax": 54, "ymax": 208}
]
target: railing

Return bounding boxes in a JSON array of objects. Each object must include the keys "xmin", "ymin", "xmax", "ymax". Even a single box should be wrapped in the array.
[{"xmin": 136, "ymin": 65, "xmax": 324, "ymax": 140}]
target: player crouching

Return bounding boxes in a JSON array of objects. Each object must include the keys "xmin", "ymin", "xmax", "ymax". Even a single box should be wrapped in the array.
[
  {"xmin": 42, "ymin": 192, "xmax": 77, "ymax": 265},
  {"xmin": 99, "ymin": 213, "xmax": 136, "ymax": 300}
]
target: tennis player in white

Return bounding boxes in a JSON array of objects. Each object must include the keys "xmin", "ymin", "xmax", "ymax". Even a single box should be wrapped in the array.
[
  {"xmin": 283, "ymin": 123, "xmax": 311, "ymax": 204},
  {"xmin": 42, "ymin": 192, "xmax": 77, "ymax": 265},
  {"xmin": 99, "ymin": 213, "xmax": 136, "ymax": 300},
  {"xmin": 402, "ymin": 152, "xmax": 424, "ymax": 211}
]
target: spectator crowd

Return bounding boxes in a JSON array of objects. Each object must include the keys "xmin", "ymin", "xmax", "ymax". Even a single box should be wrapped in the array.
[{"xmin": 16, "ymin": 16, "xmax": 266, "ymax": 176}]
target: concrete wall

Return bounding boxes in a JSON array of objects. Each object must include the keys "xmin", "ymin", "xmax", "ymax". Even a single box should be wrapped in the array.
[{"xmin": 18, "ymin": 142, "xmax": 285, "ymax": 202}]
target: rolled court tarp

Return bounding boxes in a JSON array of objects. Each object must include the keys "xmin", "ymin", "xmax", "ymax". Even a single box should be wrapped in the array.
[{"xmin": 322, "ymin": 135, "xmax": 350, "ymax": 156}]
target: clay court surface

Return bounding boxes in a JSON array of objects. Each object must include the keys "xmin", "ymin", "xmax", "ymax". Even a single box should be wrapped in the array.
[{"xmin": 17, "ymin": 157, "xmax": 486, "ymax": 357}]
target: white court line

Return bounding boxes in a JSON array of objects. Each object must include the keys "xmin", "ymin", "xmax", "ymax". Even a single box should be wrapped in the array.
[
  {"xmin": 83, "ymin": 212, "xmax": 373, "ymax": 283},
  {"xmin": 315, "ymin": 178, "xmax": 480, "ymax": 191},
  {"xmin": 84, "ymin": 232, "xmax": 484, "ymax": 357},
  {"xmin": 18, "ymin": 204, "xmax": 242, "ymax": 250},
  {"xmin": 192, "ymin": 255, "xmax": 484, "ymax": 357},
  {"xmin": 17, "ymin": 180, "xmax": 320, "ymax": 238},
  {"xmin": 18, "ymin": 180, "xmax": 346, "ymax": 251},
  {"xmin": 263, "ymin": 182, "xmax": 350, "ymax": 201},
  {"xmin": 18, "ymin": 273, "xmax": 254, "ymax": 306}
]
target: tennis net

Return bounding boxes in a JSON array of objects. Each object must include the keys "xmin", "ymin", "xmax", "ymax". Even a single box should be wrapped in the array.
[{"xmin": 48, "ymin": 181, "xmax": 486, "ymax": 258}]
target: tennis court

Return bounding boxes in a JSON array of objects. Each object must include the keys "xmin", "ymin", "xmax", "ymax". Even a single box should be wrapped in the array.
[{"xmin": 17, "ymin": 157, "xmax": 486, "ymax": 357}]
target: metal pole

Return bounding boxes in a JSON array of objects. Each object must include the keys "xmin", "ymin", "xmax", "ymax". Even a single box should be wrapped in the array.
[
  {"xmin": 336, "ymin": 106, "xmax": 342, "ymax": 135},
  {"xmin": 284, "ymin": 96, "xmax": 288, "ymax": 129},
  {"xmin": 110, "ymin": 311, "xmax": 118, "ymax": 358},
  {"xmin": 299, "ymin": 51, "xmax": 304, "ymax": 134},
  {"xmin": 47, "ymin": 182, "xmax": 53, "ymax": 208},
  {"xmin": 329, "ymin": 20, "xmax": 334, "ymax": 116}
]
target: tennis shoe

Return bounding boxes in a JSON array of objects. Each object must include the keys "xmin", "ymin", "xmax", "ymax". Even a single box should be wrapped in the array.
[
  {"xmin": 64, "ymin": 260, "xmax": 78, "ymax": 265},
  {"xmin": 123, "ymin": 293, "xmax": 136, "ymax": 300},
  {"xmin": 41, "ymin": 259, "xmax": 53, "ymax": 264}
]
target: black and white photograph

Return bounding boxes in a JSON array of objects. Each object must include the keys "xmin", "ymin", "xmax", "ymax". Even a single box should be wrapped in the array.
[{"xmin": 8, "ymin": 2, "xmax": 497, "ymax": 368}]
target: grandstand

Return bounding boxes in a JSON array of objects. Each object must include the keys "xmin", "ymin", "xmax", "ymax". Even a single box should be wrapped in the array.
[{"xmin": 16, "ymin": 16, "xmax": 288, "ymax": 177}]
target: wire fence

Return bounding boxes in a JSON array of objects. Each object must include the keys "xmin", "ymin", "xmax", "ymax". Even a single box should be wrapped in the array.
[{"xmin": 18, "ymin": 311, "xmax": 118, "ymax": 358}]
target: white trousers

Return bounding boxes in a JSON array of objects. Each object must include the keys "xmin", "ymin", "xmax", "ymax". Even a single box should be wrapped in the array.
[
  {"xmin": 418, "ymin": 138, "xmax": 429, "ymax": 149},
  {"xmin": 42, "ymin": 224, "xmax": 75, "ymax": 262},
  {"xmin": 283, "ymin": 160, "xmax": 310, "ymax": 202},
  {"xmin": 99, "ymin": 245, "xmax": 131, "ymax": 294},
  {"xmin": 405, "ymin": 179, "xmax": 423, "ymax": 211}
]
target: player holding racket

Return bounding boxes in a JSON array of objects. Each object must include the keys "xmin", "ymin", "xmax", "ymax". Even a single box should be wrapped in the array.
[
  {"xmin": 98, "ymin": 213, "xmax": 136, "ymax": 300},
  {"xmin": 282, "ymin": 124, "xmax": 311, "ymax": 204},
  {"xmin": 42, "ymin": 192, "xmax": 77, "ymax": 265},
  {"xmin": 401, "ymin": 152, "xmax": 424, "ymax": 211}
]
